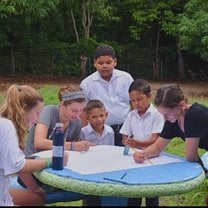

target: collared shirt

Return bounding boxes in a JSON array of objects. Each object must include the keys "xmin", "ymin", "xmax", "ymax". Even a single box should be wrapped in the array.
[
  {"xmin": 119, "ymin": 103, "xmax": 164, "ymax": 141},
  {"xmin": 80, "ymin": 69, "xmax": 134, "ymax": 126},
  {"xmin": 80, "ymin": 124, "xmax": 114, "ymax": 145}
]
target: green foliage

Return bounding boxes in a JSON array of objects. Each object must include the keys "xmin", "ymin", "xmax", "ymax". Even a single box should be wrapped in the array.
[
  {"xmin": 120, "ymin": 43, "xmax": 153, "ymax": 78},
  {"xmin": 0, "ymin": 0, "xmax": 59, "ymax": 17},
  {"xmin": 50, "ymin": 39, "xmax": 99, "ymax": 76},
  {"xmin": 0, "ymin": 0, "xmax": 208, "ymax": 79},
  {"xmin": 178, "ymin": 0, "xmax": 208, "ymax": 61}
]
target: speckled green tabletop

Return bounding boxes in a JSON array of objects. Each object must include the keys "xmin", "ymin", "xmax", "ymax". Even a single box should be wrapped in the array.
[{"xmin": 34, "ymin": 169, "xmax": 205, "ymax": 198}]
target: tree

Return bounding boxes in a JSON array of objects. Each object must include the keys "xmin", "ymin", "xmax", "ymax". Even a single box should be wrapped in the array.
[
  {"xmin": 0, "ymin": 0, "xmax": 59, "ymax": 75},
  {"xmin": 121, "ymin": 0, "xmax": 188, "ymax": 79},
  {"xmin": 68, "ymin": 0, "xmax": 108, "ymax": 42},
  {"xmin": 178, "ymin": 0, "xmax": 208, "ymax": 61},
  {"xmin": 0, "ymin": 0, "xmax": 59, "ymax": 17},
  {"xmin": 160, "ymin": 0, "xmax": 188, "ymax": 80}
]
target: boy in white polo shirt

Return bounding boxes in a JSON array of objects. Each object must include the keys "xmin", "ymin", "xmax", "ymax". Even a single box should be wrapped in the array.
[
  {"xmin": 81, "ymin": 99, "xmax": 114, "ymax": 145},
  {"xmin": 81, "ymin": 99, "xmax": 128, "ymax": 206},
  {"xmin": 120, "ymin": 79, "xmax": 164, "ymax": 206}
]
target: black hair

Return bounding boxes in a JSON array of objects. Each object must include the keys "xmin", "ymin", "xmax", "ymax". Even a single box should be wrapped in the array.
[
  {"xmin": 128, "ymin": 79, "xmax": 151, "ymax": 95},
  {"xmin": 93, "ymin": 45, "xmax": 116, "ymax": 59}
]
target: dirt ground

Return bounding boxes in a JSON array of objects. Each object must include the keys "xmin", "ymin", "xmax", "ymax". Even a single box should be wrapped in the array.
[{"xmin": 0, "ymin": 75, "xmax": 207, "ymax": 99}]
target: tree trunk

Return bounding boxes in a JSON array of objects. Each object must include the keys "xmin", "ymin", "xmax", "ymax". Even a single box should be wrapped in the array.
[
  {"xmin": 70, "ymin": 6, "xmax": 79, "ymax": 42},
  {"xmin": 80, "ymin": 55, "xmax": 88, "ymax": 78},
  {"xmin": 82, "ymin": 1, "xmax": 93, "ymax": 40},
  {"xmin": 153, "ymin": 25, "xmax": 160, "ymax": 79},
  {"xmin": 177, "ymin": 42, "xmax": 185, "ymax": 80},
  {"xmin": 10, "ymin": 44, "xmax": 15, "ymax": 76}
]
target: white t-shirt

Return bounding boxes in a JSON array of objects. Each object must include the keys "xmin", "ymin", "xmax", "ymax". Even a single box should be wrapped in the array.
[
  {"xmin": 0, "ymin": 118, "xmax": 26, "ymax": 206},
  {"xmin": 80, "ymin": 69, "xmax": 134, "ymax": 126},
  {"xmin": 119, "ymin": 104, "xmax": 164, "ymax": 141}
]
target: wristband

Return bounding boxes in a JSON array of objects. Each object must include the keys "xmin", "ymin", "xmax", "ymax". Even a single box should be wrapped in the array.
[{"xmin": 44, "ymin": 158, "xmax": 52, "ymax": 168}]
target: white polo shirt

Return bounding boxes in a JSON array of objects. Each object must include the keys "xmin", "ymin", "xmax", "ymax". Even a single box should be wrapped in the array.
[
  {"xmin": 80, "ymin": 124, "xmax": 114, "ymax": 145},
  {"xmin": 119, "ymin": 103, "xmax": 164, "ymax": 141}
]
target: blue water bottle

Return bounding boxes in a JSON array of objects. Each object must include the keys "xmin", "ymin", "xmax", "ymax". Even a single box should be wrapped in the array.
[{"xmin": 52, "ymin": 123, "xmax": 65, "ymax": 170}]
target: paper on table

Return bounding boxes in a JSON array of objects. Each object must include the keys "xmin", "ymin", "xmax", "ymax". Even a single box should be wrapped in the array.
[
  {"xmin": 66, "ymin": 145, "xmax": 184, "ymax": 174},
  {"xmin": 32, "ymin": 145, "xmax": 184, "ymax": 175}
]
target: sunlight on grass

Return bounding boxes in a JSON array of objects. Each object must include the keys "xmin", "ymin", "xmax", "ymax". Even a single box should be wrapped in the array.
[
  {"xmin": 38, "ymin": 85, "xmax": 59, "ymax": 105},
  {"xmin": 189, "ymin": 97, "xmax": 208, "ymax": 107},
  {"xmin": 46, "ymin": 200, "xmax": 83, "ymax": 206},
  {"xmin": 160, "ymin": 138, "xmax": 207, "ymax": 206},
  {"xmin": 0, "ymin": 92, "xmax": 4, "ymax": 105}
]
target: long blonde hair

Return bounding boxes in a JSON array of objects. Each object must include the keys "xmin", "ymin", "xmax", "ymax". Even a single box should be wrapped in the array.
[{"xmin": 0, "ymin": 85, "xmax": 43, "ymax": 150}]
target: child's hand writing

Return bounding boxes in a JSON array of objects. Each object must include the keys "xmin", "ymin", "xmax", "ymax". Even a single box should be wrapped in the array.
[
  {"xmin": 133, "ymin": 150, "xmax": 146, "ymax": 163},
  {"xmin": 75, "ymin": 141, "xmax": 92, "ymax": 151}
]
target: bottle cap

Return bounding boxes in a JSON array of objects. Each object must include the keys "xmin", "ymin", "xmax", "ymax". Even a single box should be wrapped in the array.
[{"xmin": 55, "ymin": 123, "xmax": 64, "ymax": 128}]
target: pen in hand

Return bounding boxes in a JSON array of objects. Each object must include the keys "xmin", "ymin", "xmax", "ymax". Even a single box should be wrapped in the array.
[
  {"xmin": 123, "ymin": 135, "xmax": 134, "ymax": 155},
  {"xmin": 132, "ymin": 148, "xmax": 154, "ymax": 164}
]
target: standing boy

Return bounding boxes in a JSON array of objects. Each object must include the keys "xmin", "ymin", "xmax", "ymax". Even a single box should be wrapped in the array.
[
  {"xmin": 80, "ymin": 44, "xmax": 134, "ymax": 146},
  {"xmin": 120, "ymin": 79, "xmax": 164, "ymax": 206}
]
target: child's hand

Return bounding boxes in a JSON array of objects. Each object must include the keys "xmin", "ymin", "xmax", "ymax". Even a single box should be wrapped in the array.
[
  {"xmin": 123, "ymin": 135, "xmax": 134, "ymax": 146},
  {"xmin": 133, "ymin": 150, "xmax": 145, "ymax": 163},
  {"xmin": 89, "ymin": 142, "xmax": 96, "ymax": 146},
  {"xmin": 75, "ymin": 141, "xmax": 91, "ymax": 151},
  {"xmin": 127, "ymin": 138, "xmax": 138, "ymax": 148}
]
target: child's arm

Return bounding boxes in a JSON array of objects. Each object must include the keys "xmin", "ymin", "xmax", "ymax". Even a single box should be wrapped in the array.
[{"xmin": 127, "ymin": 133, "xmax": 160, "ymax": 148}]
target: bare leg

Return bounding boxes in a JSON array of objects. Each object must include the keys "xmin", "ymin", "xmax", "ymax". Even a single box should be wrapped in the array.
[{"xmin": 9, "ymin": 188, "xmax": 45, "ymax": 206}]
